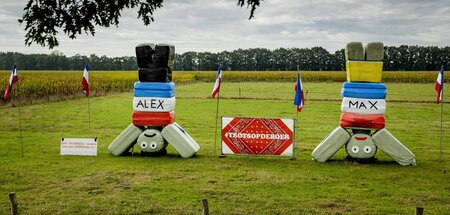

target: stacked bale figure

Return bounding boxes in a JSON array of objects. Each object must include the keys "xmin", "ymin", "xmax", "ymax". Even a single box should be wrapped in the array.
[
  {"xmin": 312, "ymin": 42, "xmax": 416, "ymax": 165},
  {"xmin": 108, "ymin": 43, "xmax": 200, "ymax": 158}
]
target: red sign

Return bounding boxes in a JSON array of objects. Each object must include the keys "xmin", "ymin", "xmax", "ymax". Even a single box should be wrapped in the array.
[{"xmin": 221, "ymin": 117, "xmax": 294, "ymax": 156}]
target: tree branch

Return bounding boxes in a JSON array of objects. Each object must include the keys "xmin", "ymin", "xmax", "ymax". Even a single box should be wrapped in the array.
[{"xmin": 19, "ymin": 0, "xmax": 262, "ymax": 48}]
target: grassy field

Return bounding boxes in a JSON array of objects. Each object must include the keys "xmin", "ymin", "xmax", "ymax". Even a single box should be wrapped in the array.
[{"xmin": 0, "ymin": 82, "xmax": 449, "ymax": 214}]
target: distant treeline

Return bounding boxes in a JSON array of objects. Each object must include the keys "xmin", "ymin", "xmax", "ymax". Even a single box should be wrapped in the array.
[
  {"xmin": 1, "ymin": 45, "xmax": 449, "ymax": 71},
  {"xmin": 0, "ymin": 51, "xmax": 137, "ymax": 71}
]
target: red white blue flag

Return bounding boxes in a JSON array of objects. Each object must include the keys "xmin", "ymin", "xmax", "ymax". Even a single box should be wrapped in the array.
[
  {"xmin": 211, "ymin": 65, "xmax": 222, "ymax": 99},
  {"xmin": 82, "ymin": 64, "xmax": 89, "ymax": 97},
  {"xmin": 435, "ymin": 65, "xmax": 444, "ymax": 104},
  {"xmin": 294, "ymin": 72, "xmax": 304, "ymax": 112},
  {"xmin": 3, "ymin": 65, "xmax": 18, "ymax": 101}
]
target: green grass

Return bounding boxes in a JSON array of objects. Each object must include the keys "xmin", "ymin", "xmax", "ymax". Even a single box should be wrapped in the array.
[{"xmin": 0, "ymin": 82, "xmax": 449, "ymax": 214}]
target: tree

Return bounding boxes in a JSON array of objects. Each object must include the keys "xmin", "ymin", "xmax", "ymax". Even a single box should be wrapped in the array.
[{"xmin": 19, "ymin": 0, "xmax": 262, "ymax": 49}]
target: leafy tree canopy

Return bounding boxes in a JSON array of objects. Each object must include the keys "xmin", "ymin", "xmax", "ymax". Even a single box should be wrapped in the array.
[{"xmin": 19, "ymin": 0, "xmax": 262, "ymax": 49}]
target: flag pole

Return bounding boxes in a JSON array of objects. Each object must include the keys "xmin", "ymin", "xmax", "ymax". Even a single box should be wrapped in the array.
[
  {"xmin": 213, "ymin": 86, "xmax": 220, "ymax": 157},
  {"xmin": 291, "ymin": 65, "xmax": 301, "ymax": 160},
  {"xmin": 13, "ymin": 79, "xmax": 24, "ymax": 158},
  {"xmin": 83, "ymin": 64, "xmax": 91, "ymax": 138},
  {"xmin": 296, "ymin": 65, "xmax": 300, "ymax": 158},
  {"xmin": 440, "ymin": 75, "xmax": 443, "ymax": 162},
  {"xmin": 295, "ymin": 108, "xmax": 299, "ymax": 159},
  {"xmin": 88, "ymin": 94, "xmax": 91, "ymax": 138},
  {"xmin": 18, "ymin": 101, "xmax": 24, "ymax": 158},
  {"xmin": 212, "ymin": 65, "xmax": 223, "ymax": 157}
]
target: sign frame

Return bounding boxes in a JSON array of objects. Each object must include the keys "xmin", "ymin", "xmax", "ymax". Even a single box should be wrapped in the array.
[{"xmin": 220, "ymin": 116, "xmax": 296, "ymax": 159}]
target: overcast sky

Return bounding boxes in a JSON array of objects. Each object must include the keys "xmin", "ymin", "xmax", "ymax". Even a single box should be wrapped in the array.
[{"xmin": 1, "ymin": 0, "xmax": 449, "ymax": 57}]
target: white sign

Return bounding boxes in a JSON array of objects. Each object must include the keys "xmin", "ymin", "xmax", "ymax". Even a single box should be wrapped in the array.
[
  {"xmin": 60, "ymin": 138, "xmax": 98, "ymax": 156},
  {"xmin": 133, "ymin": 97, "xmax": 176, "ymax": 112},
  {"xmin": 341, "ymin": 97, "xmax": 386, "ymax": 114}
]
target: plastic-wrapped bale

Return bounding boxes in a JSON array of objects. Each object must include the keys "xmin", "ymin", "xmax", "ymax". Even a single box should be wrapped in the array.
[
  {"xmin": 365, "ymin": 42, "xmax": 384, "ymax": 61},
  {"xmin": 312, "ymin": 127, "xmax": 351, "ymax": 162},
  {"xmin": 346, "ymin": 133, "xmax": 377, "ymax": 159},
  {"xmin": 133, "ymin": 97, "xmax": 176, "ymax": 112},
  {"xmin": 345, "ymin": 42, "xmax": 364, "ymax": 61},
  {"xmin": 341, "ymin": 97, "xmax": 386, "ymax": 114},
  {"xmin": 166, "ymin": 69, "xmax": 173, "ymax": 82},
  {"xmin": 134, "ymin": 82, "xmax": 175, "ymax": 98},
  {"xmin": 137, "ymin": 128, "xmax": 168, "ymax": 153},
  {"xmin": 132, "ymin": 111, "xmax": 175, "ymax": 126},
  {"xmin": 155, "ymin": 44, "xmax": 175, "ymax": 69},
  {"xmin": 138, "ymin": 67, "xmax": 170, "ymax": 82},
  {"xmin": 340, "ymin": 112, "xmax": 385, "ymax": 130},
  {"xmin": 372, "ymin": 129, "xmax": 416, "ymax": 165},
  {"xmin": 341, "ymin": 82, "xmax": 386, "ymax": 99},
  {"xmin": 108, "ymin": 123, "xmax": 143, "ymax": 156},
  {"xmin": 345, "ymin": 61, "xmax": 383, "ymax": 82},
  {"xmin": 135, "ymin": 43, "xmax": 156, "ymax": 68},
  {"xmin": 161, "ymin": 122, "xmax": 200, "ymax": 158}
]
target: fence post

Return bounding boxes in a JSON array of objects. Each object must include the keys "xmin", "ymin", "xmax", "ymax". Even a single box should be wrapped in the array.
[
  {"xmin": 9, "ymin": 192, "xmax": 18, "ymax": 215},
  {"xmin": 239, "ymin": 88, "xmax": 241, "ymax": 98},
  {"xmin": 415, "ymin": 207, "xmax": 424, "ymax": 215},
  {"xmin": 202, "ymin": 199, "xmax": 209, "ymax": 215}
]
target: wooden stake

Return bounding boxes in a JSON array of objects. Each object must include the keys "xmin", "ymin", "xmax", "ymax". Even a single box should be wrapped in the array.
[
  {"xmin": 9, "ymin": 192, "xmax": 18, "ymax": 215},
  {"xmin": 202, "ymin": 199, "xmax": 209, "ymax": 215},
  {"xmin": 415, "ymin": 207, "xmax": 424, "ymax": 215}
]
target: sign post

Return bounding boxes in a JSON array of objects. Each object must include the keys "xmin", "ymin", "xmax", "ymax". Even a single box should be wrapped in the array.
[{"xmin": 221, "ymin": 117, "xmax": 295, "ymax": 158}]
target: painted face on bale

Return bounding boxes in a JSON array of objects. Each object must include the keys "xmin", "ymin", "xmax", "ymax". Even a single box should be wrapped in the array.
[
  {"xmin": 346, "ymin": 133, "xmax": 377, "ymax": 159},
  {"xmin": 137, "ymin": 128, "xmax": 167, "ymax": 153}
]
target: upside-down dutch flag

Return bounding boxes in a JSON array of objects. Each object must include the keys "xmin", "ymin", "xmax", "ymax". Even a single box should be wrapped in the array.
[
  {"xmin": 435, "ymin": 65, "xmax": 444, "ymax": 104},
  {"xmin": 211, "ymin": 65, "xmax": 222, "ymax": 99},
  {"xmin": 294, "ymin": 72, "xmax": 304, "ymax": 112},
  {"xmin": 3, "ymin": 65, "xmax": 18, "ymax": 101},
  {"xmin": 82, "ymin": 64, "xmax": 89, "ymax": 97}
]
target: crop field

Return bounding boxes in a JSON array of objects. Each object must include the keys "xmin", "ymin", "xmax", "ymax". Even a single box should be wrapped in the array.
[
  {"xmin": 0, "ymin": 70, "xmax": 446, "ymax": 106},
  {"xmin": 0, "ymin": 76, "xmax": 449, "ymax": 214}
]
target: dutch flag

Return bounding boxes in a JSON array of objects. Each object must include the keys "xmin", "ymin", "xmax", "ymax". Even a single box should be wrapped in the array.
[
  {"xmin": 3, "ymin": 65, "xmax": 18, "ymax": 101},
  {"xmin": 82, "ymin": 64, "xmax": 89, "ymax": 97},
  {"xmin": 211, "ymin": 65, "xmax": 222, "ymax": 99},
  {"xmin": 294, "ymin": 72, "xmax": 304, "ymax": 112},
  {"xmin": 435, "ymin": 65, "xmax": 444, "ymax": 104}
]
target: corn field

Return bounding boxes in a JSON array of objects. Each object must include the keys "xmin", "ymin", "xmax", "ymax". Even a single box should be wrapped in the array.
[
  {"xmin": 187, "ymin": 71, "xmax": 444, "ymax": 83},
  {"xmin": 0, "ymin": 70, "xmax": 445, "ymax": 105}
]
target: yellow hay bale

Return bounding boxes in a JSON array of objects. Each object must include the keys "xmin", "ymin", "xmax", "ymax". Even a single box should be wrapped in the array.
[{"xmin": 346, "ymin": 61, "xmax": 383, "ymax": 82}]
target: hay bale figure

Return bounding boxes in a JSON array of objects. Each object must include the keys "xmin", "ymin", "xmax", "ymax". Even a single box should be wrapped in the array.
[{"xmin": 312, "ymin": 41, "xmax": 415, "ymax": 165}]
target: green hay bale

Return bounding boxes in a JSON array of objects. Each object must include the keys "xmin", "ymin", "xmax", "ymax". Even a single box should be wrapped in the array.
[
  {"xmin": 365, "ymin": 42, "xmax": 384, "ymax": 61},
  {"xmin": 345, "ymin": 42, "xmax": 364, "ymax": 61}
]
